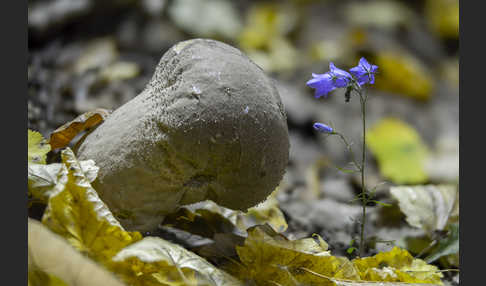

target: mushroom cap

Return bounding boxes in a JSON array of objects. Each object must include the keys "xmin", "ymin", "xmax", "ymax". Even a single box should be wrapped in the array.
[{"xmin": 77, "ymin": 39, "xmax": 289, "ymax": 231}]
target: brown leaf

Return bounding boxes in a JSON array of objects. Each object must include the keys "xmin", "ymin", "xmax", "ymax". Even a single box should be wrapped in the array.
[{"xmin": 49, "ymin": 108, "xmax": 111, "ymax": 150}]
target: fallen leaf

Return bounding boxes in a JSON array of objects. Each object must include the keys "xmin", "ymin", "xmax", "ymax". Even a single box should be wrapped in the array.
[
  {"xmin": 425, "ymin": 223, "xmax": 459, "ymax": 264},
  {"xmin": 29, "ymin": 268, "xmax": 69, "ymax": 286},
  {"xmin": 194, "ymin": 233, "xmax": 245, "ymax": 264},
  {"xmin": 345, "ymin": 0, "xmax": 414, "ymax": 30},
  {"xmin": 99, "ymin": 61, "xmax": 140, "ymax": 82},
  {"xmin": 168, "ymin": 0, "xmax": 242, "ymax": 40},
  {"xmin": 425, "ymin": 0, "xmax": 459, "ymax": 39},
  {"xmin": 49, "ymin": 108, "xmax": 111, "ymax": 150},
  {"xmin": 367, "ymin": 118, "xmax": 429, "ymax": 184},
  {"xmin": 226, "ymin": 224, "xmax": 359, "ymax": 286},
  {"xmin": 163, "ymin": 191, "xmax": 288, "ymax": 239},
  {"xmin": 238, "ymin": 2, "xmax": 300, "ymax": 72},
  {"xmin": 333, "ymin": 281, "xmax": 440, "ymax": 286},
  {"xmin": 310, "ymin": 39, "xmax": 352, "ymax": 63},
  {"xmin": 110, "ymin": 236, "xmax": 243, "ymax": 286},
  {"xmin": 238, "ymin": 2, "xmax": 297, "ymax": 50},
  {"xmin": 237, "ymin": 191, "xmax": 288, "ymax": 233},
  {"xmin": 389, "ymin": 185, "xmax": 458, "ymax": 235},
  {"xmin": 352, "ymin": 247, "xmax": 443, "ymax": 284},
  {"xmin": 28, "ymin": 160, "xmax": 99, "ymax": 202},
  {"xmin": 42, "ymin": 148, "xmax": 142, "ymax": 263},
  {"xmin": 163, "ymin": 200, "xmax": 245, "ymax": 239},
  {"xmin": 28, "ymin": 218, "xmax": 126, "ymax": 286},
  {"xmin": 74, "ymin": 37, "xmax": 118, "ymax": 74},
  {"xmin": 28, "ymin": 129, "xmax": 51, "ymax": 164},
  {"xmin": 374, "ymin": 52, "xmax": 434, "ymax": 101}
]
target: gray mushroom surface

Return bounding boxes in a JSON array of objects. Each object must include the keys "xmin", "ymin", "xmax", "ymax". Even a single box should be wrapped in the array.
[{"xmin": 76, "ymin": 39, "xmax": 289, "ymax": 231}]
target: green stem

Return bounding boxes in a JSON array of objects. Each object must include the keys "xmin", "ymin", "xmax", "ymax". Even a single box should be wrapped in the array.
[
  {"xmin": 359, "ymin": 92, "xmax": 367, "ymax": 257},
  {"xmin": 335, "ymin": 132, "xmax": 361, "ymax": 171}
]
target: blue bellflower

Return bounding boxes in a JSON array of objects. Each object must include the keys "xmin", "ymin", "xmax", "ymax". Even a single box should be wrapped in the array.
[
  {"xmin": 313, "ymin": 122, "xmax": 333, "ymax": 133},
  {"xmin": 349, "ymin": 57, "xmax": 378, "ymax": 86},
  {"xmin": 306, "ymin": 62, "xmax": 353, "ymax": 98},
  {"xmin": 306, "ymin": 73, "xmax": 336, "ymax": 98},
  {"xmin": 328, "ymin": 62, "xmax": 352, "ymax": 88}
]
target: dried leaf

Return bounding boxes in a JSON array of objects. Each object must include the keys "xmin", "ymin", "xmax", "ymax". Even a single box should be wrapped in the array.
[
  {"xmin": 226, "ymin": 224, "xmax": 358, "ymax": 285},
  {"xmin": 389, "ymin": 185, "xmax": 458, "ymax": 235},
  {"xmin": 345, "ymin": 0, "xmax": 414, "ymax": 30},
  {"xmin": 163, "ymin": 200, "xmax": 244, "ymax": 239},
  {"xmin": 425, "ymin": 223, "xmax": 459, "ymax": 264},
  {"xmin": 352, "ymin": 247, "xmax": 443, "ymax": 284},
  {"xmin": 29, "ymin": 269, "xmax": 69, "ymax": 286},
  {"xmin": 238, "ymin": 3, "xmax": 297, "ymax": 50},
  {"xmin": 163, "ymin": 193, "xmax": 288, "ymax": 243},
  {"xmin": 100, "ymin": 61, "xmax": 140, "ymax": 82},
  {"xmin": 238, "ymin": 3, "xmax": 300, "ymax": 72},
  {"xmin": 374, "ymin": 52, "xmax": 434, "ymax": 101},
  {"xmin": 333, "ymin": 281, "xmax": 440, "ymax": 286},
  {"xmin": 28, "ymin": 160, "xmax": 99, "ymax": 202},
  {"xmin": 110, "ymin": 236, "xmax": 243, "ymax": 286},
  {"xmin": 74, "ymin": 37, "xmax": 118, "ymax": 74},
  {"xmin": 168, "ymin": 0, "xmax": 242, "ymax": 40},
  {"xmin": 49, "ymin": 108, "xmax": 111, "ymax": 150},
  {"xmin": 367, "ymin": 118, "xmax": 429, "ymax": 184},
  {"xmin": 28, "ymin": 219, "xmax": 126, "ymax": 286},
  {"xmin": 425, "ymin": 0, "xmax": 459, "ymax": 39},
  {"xmin": 237, "ymin": 192, "xmax": 288, "ymax": 233},
  {"xmin": 194, "ymin": 233, "xmax": 245, "ymax": 263},
  {"xmin": 42, "ymin": 148, "xmax": 142, "ymax": 263},
  {"xmin": 28, "ymin": 129, "xmax": 51, "ymax": 164}
]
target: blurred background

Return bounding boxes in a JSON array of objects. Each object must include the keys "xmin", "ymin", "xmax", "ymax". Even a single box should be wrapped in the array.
[{"xmin": 28, "ymin": 0, "xmax": 459, "ymax": 258}]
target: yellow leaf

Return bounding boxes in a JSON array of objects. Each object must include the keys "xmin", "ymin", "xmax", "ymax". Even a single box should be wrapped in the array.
[
  {"xmin": 49, "ymin": 108, "xmax": 111, "ymax": 150},
  {"xmin": 74, "ymin": 37, "xmax": 118, "ymax": 75},
  {"xmin": 238, "ymin": 3, "xmax": 300, "ymax": 72},
  {"xmin": 240, "ymin": 191, "xmax": 288, "ymax": 233},
  {"xmin": 28, "ymin": 160, "xmax": 99, "ymax": 203},
  {"xmin": 163, "ymin": 193, "xmax": 288, "ymax": 239},
  {"xmin": 425, "ymin": 0, "xmax": 459, "ymax": 39},
  {"xmin": 28, "ymin": 129, "xmax": 51, "ymax": 164},
  {"xmin": 110, "ymin": 236, "xmax": 243, "ymax": 286},
  {"xmin": 366, "ymin": 118, "xmax": 428, "ymax": 184},
  {"xmin": 390, "ymin": 185, "xmax": 458, "ymax": 235},
  {"xmin": 162, "ymin": 200, "xmax": 244, "ymax": 239},
  {"xmin": 42, "ymin": 148, "xmax": 142, "ymax": 263},
  {"xmin": 29, "ymin": 269, "xmax": 69, "ymax": 286},
  {"xmin": 238, "ymin": 3, "xmax": 296, "ymax": 50},
  {"xmin": 100, "ymin": 61, "xmax": 140, "ymax": 82},
  {"xmin": 333, "ymin": 281, "xmax": 440, "ymax": 286},
  {"xmin": 345, "ymin": 0, "xmax": 414, "ymax": 30},
  {"xmin": 28, "ymin": 218, "xmax": 126, "ymax": 286},
  {"xmin": 374, "ymin": 52, "xmax": 434, "ymax": 101},
  {"xmin": 352, "ymin": 247, "xmax": 443, "ymax": 284},
  {"xmin": 226, "ymin": 224, "xmax": 359, "ymax": 285}
]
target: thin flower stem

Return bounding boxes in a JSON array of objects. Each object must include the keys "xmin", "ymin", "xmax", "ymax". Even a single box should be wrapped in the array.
[
  {"xmin": 335, "ymin": 132, "xmax": 361, "ymax": 171},
  {"xmin": 359, "ymin": 91, "xmax": 367, "ymax": 257}
]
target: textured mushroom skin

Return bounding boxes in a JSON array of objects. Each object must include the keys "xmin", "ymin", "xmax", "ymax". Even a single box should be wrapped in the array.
[{"xmin": 76, "ymin": 39, "xmax": 289, "ymax": 231}]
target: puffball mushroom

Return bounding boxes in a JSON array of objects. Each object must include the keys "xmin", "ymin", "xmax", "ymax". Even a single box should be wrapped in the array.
[{"xmin": 76, "ymin": 39, "xmax": 289, "ymax": 232}]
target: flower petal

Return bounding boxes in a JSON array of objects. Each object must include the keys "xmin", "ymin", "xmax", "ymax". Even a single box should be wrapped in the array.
[
  {"xmin": 359, "ymin": 57, "xmax": 371, "ymax": 70},
  {"xmin": 313, "ymin": 122, "xmax": 333, "ymax": 133},
  {"xmin": 349, "ymin": 66, "xmax": 366, "ymax": 77}
]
